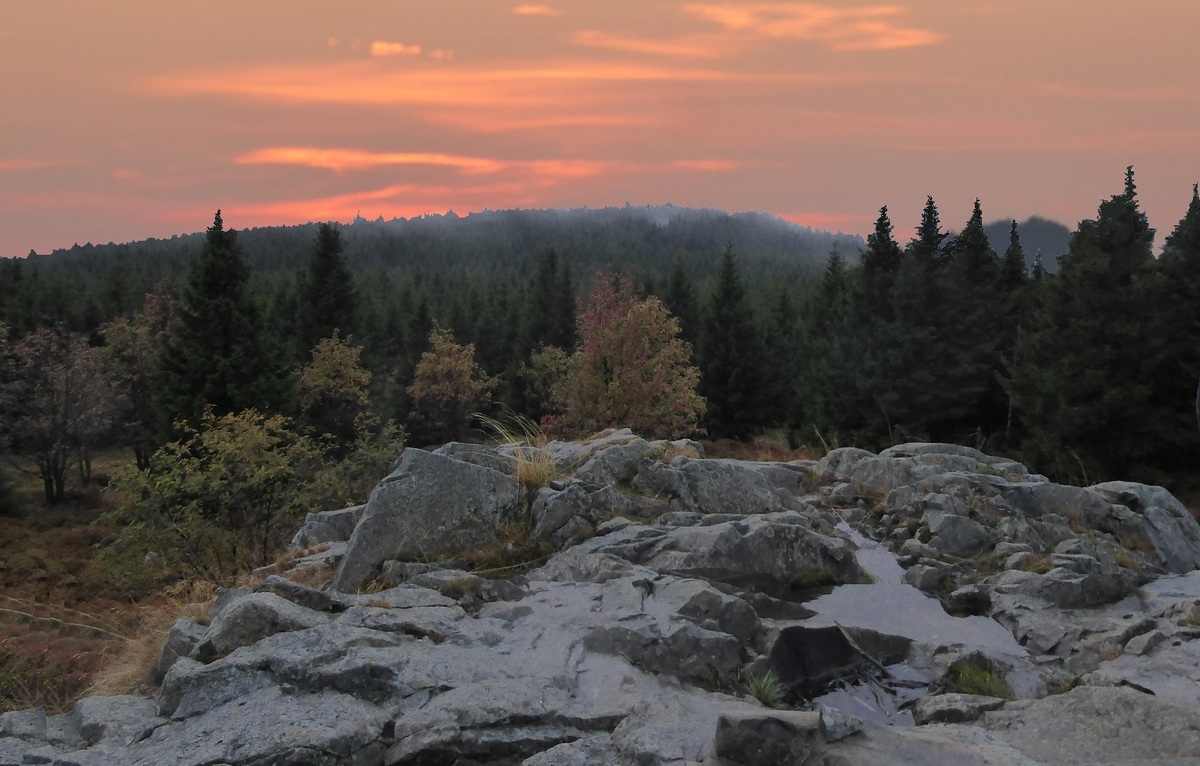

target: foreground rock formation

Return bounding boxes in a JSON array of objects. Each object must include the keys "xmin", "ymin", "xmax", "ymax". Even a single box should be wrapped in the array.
[{"xmin": 4, "ymin": 431, "xmax": 1200, "ymax": 765}]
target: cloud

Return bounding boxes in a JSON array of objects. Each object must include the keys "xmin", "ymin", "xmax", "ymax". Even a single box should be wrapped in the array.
[
  {"xmin": 370, "ymin": 41, "xmax": 422, "ymax": 57},
  {"xmin": 512, "ymin": 4, "xmax": 561, "ymax": 16},
  {"xmin": 781, "ymin": 211, "xmax": 873, "ymax": 230},
  {"xmin": 683, "ymin": 3, "xmax": 945, "ymax": 51},
  {"xmin": 0, "ymin": 158, "xmax": 73, "ymax": 171},
  {"xmin": 151, "ymin": 61, "xmax": 748, "ymax": 110},
  {"xmin": 570, "ymin": 30, "xmax": 718, "ymax": 58},
  {"xmin": 672, "ymin": 159, "xmax": 738, "ymax": 171},
  {"xmin": 236, "ymin": 147, "xmax": 505, "ymax": 174}
]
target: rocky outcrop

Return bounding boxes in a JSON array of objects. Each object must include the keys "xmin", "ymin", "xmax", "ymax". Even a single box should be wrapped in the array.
[{"xmin": 7, "ymin": 434, "xmax": 1200, "ymax": 765}]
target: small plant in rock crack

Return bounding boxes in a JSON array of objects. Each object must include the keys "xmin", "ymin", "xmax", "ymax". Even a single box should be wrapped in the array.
[{"xmin": 741, "ymin": 667, "xmax": 787, "ymax": 708}]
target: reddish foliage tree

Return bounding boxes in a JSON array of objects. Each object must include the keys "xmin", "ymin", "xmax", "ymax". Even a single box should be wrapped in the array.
[{"xmin": 556, "ymin": 274, "xmax": 704, "ymax": 438}]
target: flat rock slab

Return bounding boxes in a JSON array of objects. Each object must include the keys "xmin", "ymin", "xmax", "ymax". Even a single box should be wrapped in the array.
[{"xmin": 980, "ymin": 685, "xmax": 1200, "ymax": 765}]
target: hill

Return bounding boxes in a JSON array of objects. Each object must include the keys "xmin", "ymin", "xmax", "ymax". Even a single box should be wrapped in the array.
[{"xmin": 983, "ymin": 216, "xmax": 1072, "ymax": 274}]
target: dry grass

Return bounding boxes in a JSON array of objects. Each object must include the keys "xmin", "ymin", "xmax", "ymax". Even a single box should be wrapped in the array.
[
  {"xmin": 1016, "ymin": 553, "xmax": 1054, "ymax": 575},
  {"xmin": 476, "ymin": 412, "xmax": 557, "ymax": 490},
  {"xmin": 86, "ymin": 580, "xmax": 217, "ymax": 698}
]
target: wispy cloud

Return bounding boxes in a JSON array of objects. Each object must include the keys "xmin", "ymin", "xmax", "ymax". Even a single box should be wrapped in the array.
[
  {"xmin": 0, "ymin": 158, "xmax": 73, "ymax": 171},
  {"xmin": 370, "ymin": 41, "xmax": 422, "ymax": 57},
  {"xmin": 236, "ymin": 147, "xmax": 505, "ymax": 173},
  {"xmin": 512, "ymin": 4, "xmax": 561, "ymax": 16},
  {"xmin": 571, "ymin": 30, "xmax": 718, "ymax": 58},
  {"xmin": 684, "ymin": 3, "xmax": 944, "ymax": 51},
  {"xmin": 151, "ymin": 61, "xmax": 749, "ymax": 109},
  {"xmin": 672, "ymin": 159, "xmax": 738, "ymax": 171}
]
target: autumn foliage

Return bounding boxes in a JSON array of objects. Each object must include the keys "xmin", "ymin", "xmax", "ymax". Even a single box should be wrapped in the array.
[{"xmin": 551, "ymin": 274, "xmax": 704, "ymax": 439}]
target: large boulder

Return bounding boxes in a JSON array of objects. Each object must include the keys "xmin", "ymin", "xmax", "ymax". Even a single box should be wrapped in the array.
[{"xmin": 332, "ymin": 447, "xmax": 522, "ymax": 592}]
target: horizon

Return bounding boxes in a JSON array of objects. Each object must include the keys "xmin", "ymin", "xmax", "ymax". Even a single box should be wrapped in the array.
[{"xmin": 2, "ymin": 1, "xmax": 1197, "ymax": 258}]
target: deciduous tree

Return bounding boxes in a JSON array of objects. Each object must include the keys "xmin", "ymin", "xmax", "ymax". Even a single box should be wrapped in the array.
[
  {"xmin": 555, "ymin": 274, "xmax": 704, "ymax": 438},
  {"xmin": 407, "ymin": 323, "xmax": 496, "ymax": 443}
]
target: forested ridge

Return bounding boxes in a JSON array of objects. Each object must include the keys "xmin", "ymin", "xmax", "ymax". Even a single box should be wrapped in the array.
[{"xmin": 2, "ymin": 173, "xmax": 1199, "ymax": 523}]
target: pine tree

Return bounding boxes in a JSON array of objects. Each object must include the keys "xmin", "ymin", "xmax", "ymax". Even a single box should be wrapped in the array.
[
  {"xmin": 663, "ymin": 257, "xmax": 699, "ymax": 345},
  {"xmin": 858, "ymin": 206, "xmax": 903, "ymax": 321},
  {"xmin": 156, "ymin": 211, "xmax": 282, "ymax": 435},
  {"xmin": 1142, "ymin": 183, "xmax": 1200, "ymax": 482},
  {"xmin": 698, "ymin": 246, "xmax": 766, "ymax": 439},
  {"xmin": 942, "ymin": 199, "xmax": 1005, "ymax": 439},
  {"xmin": 1011, "ymin": 167, "xmax": 1157, "ymax": 481},
  {"xmin": 298, "ymin": 222, "xmax": 356, "ymax": 355}
]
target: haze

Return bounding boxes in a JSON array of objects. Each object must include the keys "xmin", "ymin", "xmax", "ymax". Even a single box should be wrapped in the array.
[{"xmin": 2, "ymin": 1, "xmax": 1197, "ymax": 257}]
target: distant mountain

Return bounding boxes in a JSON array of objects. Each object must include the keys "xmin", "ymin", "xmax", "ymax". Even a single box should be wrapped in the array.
[{"xmin": 983, "ymin": 217, "xmax": 1072, "ymax": 274}]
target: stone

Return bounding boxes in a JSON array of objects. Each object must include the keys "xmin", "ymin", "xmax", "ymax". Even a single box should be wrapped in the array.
[
  {"xmin": 924, "ymin": 511, "xmax": 993, "ymax": 554},
  {"xmin": 903, "ymin": 564, "xmax": 945, "ymax": 593},
  {"xmin": 151, "ymin": 617, "xmax": 207, "ymax": 685},
  {"xmin": 1122, "ymin": 628, "xmax": 1167, "ymax": 656},
  {"xmin": 192, "ymin": 592, "xmax": 328, "ymax": 661},
  {"xmin": 289, "ymin": 504, "xmax": 365, "ymax": 549},
  {"xmin": 818, "ymin": 706, "xmax": 863, "ymax": 743},
  {"xmin": 979, "ymin": 685, "xmax": 1200, "ymax": 763},
  {"xmin": 71, "ymin": 695, "xmax": 162, "ymax": 748},
  {"xmin": 0, "ymin": 707, "xmax": 47, "ymax": 741},
  {"xmin": 712, "ymin": 710, "xmax": 821, "ymax": 766},
  {"xmin": 911, "ymin": 693, "xmax": 1007, "ymax": 725},
  {"xmin": 332, "ymin": 447, "xmax": 523, "ymax": 592}
]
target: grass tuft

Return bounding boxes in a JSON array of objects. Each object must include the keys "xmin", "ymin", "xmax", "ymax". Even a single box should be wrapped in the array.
[
  {"xmin": 475, "ymin": 411, "xmax": 557, "ymax": 491},
  {"xmin": 740, "ymin": 667, "xmax": 787, "ymax": 708}
]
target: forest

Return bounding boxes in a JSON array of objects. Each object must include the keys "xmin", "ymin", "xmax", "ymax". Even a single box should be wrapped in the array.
[{"xmin": 1, "ymin": 168, "xmax": 1198, "ymax": 534}]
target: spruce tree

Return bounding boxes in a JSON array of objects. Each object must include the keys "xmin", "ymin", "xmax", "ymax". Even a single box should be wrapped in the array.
[
  {"xmin": 298, "ymin": 222, "xmax": 356, "ymax": 355},
  {"xmin": 942, "ymin": 200, "xmax": 1005, "ymax": 440},
  {"xmin": 698, "ymin": 246, "xmax": 766, "ymax": 439},
  {"xmin": 1011, "ymin": 168, "xmax": 1157, "ymax": 481},
  {"xmin": 858, "ymin": 206, "xmax": 903, "ymax": 321},
  {"xmin": 1143, "ymin": 184, "xmax": 1200, "ymax": 482},
  {"xmin": 663, "ymin": 257, "xmax": 699, "ymax": 345},
  {"xmin": 156, "ymin": 211, "xmax": 282, "ymax": 436}
]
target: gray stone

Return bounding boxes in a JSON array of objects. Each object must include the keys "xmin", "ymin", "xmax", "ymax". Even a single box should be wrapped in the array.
[
  {"xmin": 1122, "ymin": 628, "xmax": 1167, "ymax": 656},
  {"xmin": 993, "ymin": 542, "xmax": 1033, "ymax": 557},
  {"xmin": 818, "ymin": 706, "xmax": 863, "ymax": 743},
  {"xmin": 522, "ymin": 735, "xmax": 619, "ymax": 766},
  {"xmin": 0, "ymin": 707, "xmax": 46, "ymax": 741},
  {"xmin": 813, "ymin": 447, "xmax": 875, "ymax": 484},
  {"xmin": 151, "ymin": 617, "xmax": 206, "ymax": 685},
  {"xmin": 903, "ymin": 564, "xmax": 945, "ymax": 593},
  {"xmin": 574, "ymin": 437, "xmax": 656, "ymax": 486},
  {"xmin": 924, "ymin": 511, "xmax": 993, "ymax": 554},
  {"xmin": 71, "ymin": 696, "xmax": 162, "ymax": 748},
  {"xmin": 911, "ymin": 693, "xmax": 1007, "ymax": 725},
  {"xmin": 435, "ymin": 441, "xmax": 517, "ymax": 473},
  {"xmin": 289, "ymin": 504, "xmax": 365, "ymax": 549},
  {"xmin": 332, "ymin": 447, "xmax": 523, "ymax": 592},
  {"xmin": 192, "ymin": 592, "xmax": 328, "ymax": 661},
  {"xmin": 253, "ymin": 574, "xmax": 348, "ymax": 613},
  {"xmin": 712, "ymin": 710, "xmax": 821, "ymax": 766},
  {"xmin": 980, "ymin": 685, "xmax": 1200, "ymax": 764},
  {"xmin": 640, "ymin": 457, "xmax": 786, "ymax": 516}
]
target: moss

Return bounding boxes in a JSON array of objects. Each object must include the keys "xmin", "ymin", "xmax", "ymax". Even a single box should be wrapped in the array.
[{"xmin": 942, "ymin": 658, "xmax": 1014, "ymax": 700}]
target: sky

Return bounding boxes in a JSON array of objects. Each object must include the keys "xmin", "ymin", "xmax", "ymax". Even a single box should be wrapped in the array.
[{"xmin": 2, "ymin": 1, "xmax": 1198, "ymax": 258}]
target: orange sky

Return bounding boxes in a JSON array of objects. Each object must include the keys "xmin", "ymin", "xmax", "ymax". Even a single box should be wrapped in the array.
[{"xmin": 2, "ymin": 1, "xmax": 1198, "ymax": 257}]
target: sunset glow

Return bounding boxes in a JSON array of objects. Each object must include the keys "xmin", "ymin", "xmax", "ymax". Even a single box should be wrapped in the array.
[{"xmin": 2, "ymin": 1, "xmax": 1198, "ymax": 256}]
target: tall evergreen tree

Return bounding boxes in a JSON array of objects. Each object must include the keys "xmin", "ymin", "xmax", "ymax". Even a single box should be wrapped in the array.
[
  {"xmin": 156, "ymin": 211, "xmax": 282, "ymax": 436},
  {"xmin": 942, "ymin": 199, "xmax": 1005, "ymax": 439},
  {"xmin": 1011, "ymin": 167, "xmax": 1158, "ymax": 481},
  {"xmin": 797, "ymin": 249, "xmax": 859, "ymax": 440},
  {"xmin": 1143, "ymin": 183, "xmax": 1200, "ymax": 481},
  {"xmin": 698, "ymin": 246, "xmax": 766, "ymax": 439},
  {"xmin": 298, "ymin": 223, "xmax": 356, "ymax": 355},
  {"xmin": 663, "ymin": 257, "xmax": 699, "ymax": 345},
  {"xmin": 858, "ymin": 206, "xmax": 903, "ymax": 321}
]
